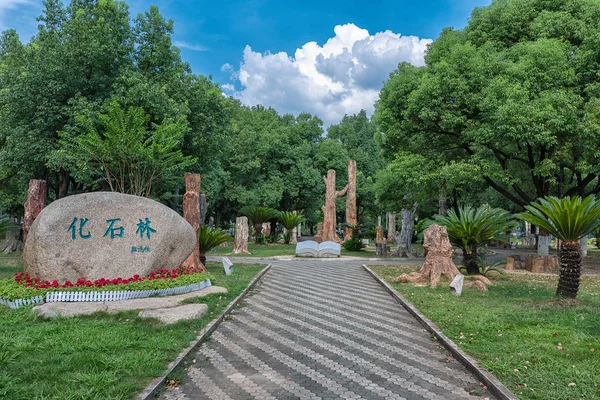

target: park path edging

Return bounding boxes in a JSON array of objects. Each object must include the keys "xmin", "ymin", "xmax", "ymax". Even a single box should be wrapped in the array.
[
  {"xmin": 362, "ymin": 264, "xmax": 519, "ymax": 400},
  {"xmin": 135, "ymin": 263, "xmax": 272, "ymax": 400}
]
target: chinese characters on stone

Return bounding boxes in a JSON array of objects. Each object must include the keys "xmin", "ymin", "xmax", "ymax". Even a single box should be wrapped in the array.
[{"xmin": 68, "ymin": 217, "xmax": 156, "ymax": 253}]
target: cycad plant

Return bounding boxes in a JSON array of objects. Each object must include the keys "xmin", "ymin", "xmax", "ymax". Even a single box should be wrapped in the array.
[
  {"xmin": 517, "ymin": 196, "xmax": 600, "ymax": 298},
  {"xmin": 197, "ymin": 226, "xmax": 232, "ymax": 265},
  {"xmin": 432, "ymin": 205, "xmax": 516, "ymax": 275},
  {"xmin": 278, "ymin": 211, "xmax": 306, "ymax": 244},
  {"xmin": 240, "ymin": 206, "xmax": 278, "ymax": 243}
]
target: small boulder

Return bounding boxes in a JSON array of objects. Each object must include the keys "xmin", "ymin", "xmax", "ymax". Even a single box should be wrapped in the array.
[
  {"xmin": 138, "ymin": 303, "xmax": 208, "ymax": 324},
  {"xmin": 467, "ymin": 280, "xmax": 488, "ymax": 292}
]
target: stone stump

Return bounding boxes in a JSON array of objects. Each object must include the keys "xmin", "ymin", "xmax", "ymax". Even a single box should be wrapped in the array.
[
  {"xmin": 394, "ymin": 224, "xmax": 460, "ymax": 289},
  {"xmin": 376, "ymin": 225, "xmax": 384, "ymax": 244},
  {"xmin": 525, "ymin": 255, "xmax": 558, "ymax": 273},
  {"xmin": 233, "ymin": 216, "xmax": 250, "ymax": 254},
  {"xmin": 200, "ymin": 194, "xmax": 207, "ymax": 227},
  {"xmin": 181, "ymin": 174, "xmax": 204, "ymax": 270},
  {"xmin": 504, "ymin": 255, "xmax": 523, "ymax": 270},
  {"xmin": 24, "ymin": 179, "xmax": 47, "ymax": 243}
]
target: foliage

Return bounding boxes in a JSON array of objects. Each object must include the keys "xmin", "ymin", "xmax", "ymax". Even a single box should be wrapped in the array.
[
  {"xmin": 375, "ymin": 0, "xmax": 600, "ymax": 209},
  {"xmin": 517, "ymin": 196, "xmax": 600, "ymax": 298},
  {"xmin": 239, "ymin": 206, "xmax": 278, "ymax": 226},
  {"xmin": 516, "ymin": 196, "xmax": 600, "ymax": 243},
  {"xmin": 197, "ymin": 226, "xmax": 232, "ymax": 256},
  {"xmin": 278, "ymin": 211, "xmax": 306, "ymax": 231},
  {"xmin": 51, "ymin": 100, "xmax": 196, "ymax": 197},
  {"xmin": 342, "ymin": 237, "xmax": 365, "ymax": 252},
  {"xmin": 432, "ymin": 205, "xmax": 516, "ymax": 274}
]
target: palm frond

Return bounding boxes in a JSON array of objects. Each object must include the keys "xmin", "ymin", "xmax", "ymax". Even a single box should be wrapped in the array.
[
  {"xmin": 431, "ymin": 205, "xmax": 516, "ymax": 253},
  {"xmin": 516, "ymin": 196, "xmax": 600, "ymax": 242},
  {"xmin": 278, "ymin": 211, "xmax": 306, "ymax": 230},
  {"xmin": 239, "ymin": 206, "xmax": 278, "ymax": 225},
  {"xmin": 197, "ymin": 226, "xmax": 232, "ymax": 254}
]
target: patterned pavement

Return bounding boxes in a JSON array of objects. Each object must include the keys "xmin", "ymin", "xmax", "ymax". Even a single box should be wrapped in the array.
[{"xmin": 160, "ymin": 260, "xmax": 492, "ymax": 400}]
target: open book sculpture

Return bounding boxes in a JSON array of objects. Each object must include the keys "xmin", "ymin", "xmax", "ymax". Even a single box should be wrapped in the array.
[{"xmin": 295, "ymin": 241, "xmax": 341, "ymax": 258}]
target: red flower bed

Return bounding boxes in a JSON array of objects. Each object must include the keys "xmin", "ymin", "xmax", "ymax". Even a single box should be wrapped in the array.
[{"xmin": 14, "ymin": 265, "xmax": 205, "ymax": 290}]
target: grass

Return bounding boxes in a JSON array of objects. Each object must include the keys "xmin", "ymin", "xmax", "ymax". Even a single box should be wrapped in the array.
[
  {"xmin": 0, "ymin": 258, "xmax": 22, "ymax": 280},
  {"xmin": 208, "ymin": 241, "xmax": 412, "ymax": 258},
  {"xmin": 0, "ymin": 262, "xmax": 266, "ymax": 400},
  {"xmin": 370, "ymin": 264, "xmax": 600, "ymax": 400}
]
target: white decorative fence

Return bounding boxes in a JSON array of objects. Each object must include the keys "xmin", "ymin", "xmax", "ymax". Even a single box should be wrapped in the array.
[
  {"xmin": 0, "ymin": 296, "xmax": 45, "ymax": 310},
  {"xmin": 2, "ymin": 279, "xmax": 211, "ymax": 310}
]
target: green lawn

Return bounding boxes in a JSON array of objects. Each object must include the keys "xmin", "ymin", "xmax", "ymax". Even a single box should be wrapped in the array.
[
  {"xmin": 208, "ymin": 241, "xmax": 410, "ymax": 258},
  {"xmin": 0, "ymin": 257, "xmax": 22, "ymax": 280},
  {"xmin": 370, "ymin": 265, "xmax": 600, "ymax": 400},
  {"xmin": 0, "ymin": 262, "xmax": 266, "ymax": 400}
]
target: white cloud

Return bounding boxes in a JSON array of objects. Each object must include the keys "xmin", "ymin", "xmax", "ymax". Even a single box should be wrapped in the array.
[
  {"xmin": 221, "ymin": 63, "xmax": 233, "ymax": 72},
  {"xmin": 227, "ymin": 23, "xmax": 432, "ymax": 126},
  {"xmin": 221, "ymin": 83, "xmax": 235, "ymax": 91},
  {"xmin": 0, "ymin": 0, "xmax": 30, "ymax": 10},
  {"xmin": 173, "ymin": 40, "xmax": 208, "ymax": 52}
]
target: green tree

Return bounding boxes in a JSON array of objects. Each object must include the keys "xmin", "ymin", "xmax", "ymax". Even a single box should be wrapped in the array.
[
  {"xmin": 240, "ymin": 206, "xmax": 278, "ymax": 243},
  {"xmin": 376, "ymin": 0, "xmax": 600, "ymax": 209},
  {"xmin": 50, "ymin": 100, "xmax": 195, "ymax": 197},
  {"xmin": 517, "ymin": 196, "xmax": 600, "ymax": 298},
  {"xmin": 278, "ymin": 211, "xmax": 306, "ymax": 244}
]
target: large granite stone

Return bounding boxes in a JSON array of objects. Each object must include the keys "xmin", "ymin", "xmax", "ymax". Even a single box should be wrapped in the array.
[{"xmin": 23, "ymin": 192, "xmax": 196, "ymax": 282}]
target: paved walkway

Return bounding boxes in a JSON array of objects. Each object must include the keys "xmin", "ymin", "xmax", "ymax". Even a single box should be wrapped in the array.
[{"xmin": 160, "ymin": 260, "xmax": 492, "ymax": 400}]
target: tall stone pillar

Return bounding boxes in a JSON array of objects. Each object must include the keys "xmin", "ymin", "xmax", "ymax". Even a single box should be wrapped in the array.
[
  {"xmin": 233, "ymin": 216, "xmax": 250, "ymax": 254},
  {"xmin": 387, "ymin": 212, "xmax": 396, "ymax": 243},
  {"xmin": 322, "ymin": 169, "xmax": 348, "ymax": 243},
  {"xmin": 344, "ymin": 160, "xmax": 357, "ymax": 241},
  {"xmin": 24, "ymin": 179, "xmax": 47, "ymax": 243},
  {"xmin": 181, "ymin": 173, "xmax": 203, "ymax": 270}
]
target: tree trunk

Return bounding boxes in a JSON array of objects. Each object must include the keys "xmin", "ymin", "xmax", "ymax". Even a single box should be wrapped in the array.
[
  {"xmin": 1, "ymin": 224, "xmax": 23, "ymax": 254},
  {"xmin": 23, "ymin": 179, "xmax": 47, "ymax": 243},
  {"xmin": 322, "ymin": 169, "xmax": 348, "ymax": 243},
  {"xmin": 344, "ymin": 160, "xmax": 357, "ymax": 241},
  {"xmin": 556, "ymin": 241, "xmax": 582, "ymax": 298},
  {"xmin": 200, "ymin": 194, "xmax": 207, "ymax": 227},
  {"xmin": 438, "ymin": 181, "xmax": 447, "ymax": 216},
  {"xmin": 463, "ymin": 249, "xmax": 479, "ymax": 275},
  {"xmin": 58, "ymin": 169, "xmax": 70, "ymax": 199},
  {"xmin": 254, "ymin": 223, "xmax": 263, "ymax": 242}
]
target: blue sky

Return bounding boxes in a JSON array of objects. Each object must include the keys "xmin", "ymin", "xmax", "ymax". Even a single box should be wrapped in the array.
[{"xmin": 0, "ymin": 0, "xmax": 491, "ymax": 125}]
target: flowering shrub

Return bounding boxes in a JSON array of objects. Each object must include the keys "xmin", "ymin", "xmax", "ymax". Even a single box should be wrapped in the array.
[
  {"xmin": 0, "ymin": 266, "xmax": 211, "ymax": 302},
  {"xmin": 14, "ymin": 265, "xmax": 204, "ymax": 290}
]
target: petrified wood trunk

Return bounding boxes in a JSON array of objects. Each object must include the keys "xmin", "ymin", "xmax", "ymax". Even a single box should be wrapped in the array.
[
  {"xmin": 525, "ymin": 255, "xmax": 558, "ymax": 273},
  {"xmin": 387, "ymin": 212, "xmax": 396, "ymax": 243},
  {"xmin": 313, "ymin": 222, "xmax": 324, "ymax": 243},
  {"xmin": 394, "ymin": 224, "xmax": 460, "ymax": 289},
  {"xmin": 1, "ymin": 224, "xmax": 23, "ymax": 254},
  {"xmin": 344, "ymin": 160, "xmax": 357, "ymax": 241},
  {"xmin": 233, "ymin": 216, "xmax": 250, "ymax": 254},
  {"xmin": 399, "ymin": 205, "xmax": 416, "ymax": 251},
  {"xmin": 322, "ymin": 169, "xmax": 348, "ymax": 243},
  {"xmin": 181, "ymin": 173, "xmax": 204, "ymax": 270},
  {"xmin": 23, "ymin": 179, "xmax": 47, "ymax": 243},
  {"xmin": 376, "ymin": 225, "xmax": 385, "ymax": 244}
]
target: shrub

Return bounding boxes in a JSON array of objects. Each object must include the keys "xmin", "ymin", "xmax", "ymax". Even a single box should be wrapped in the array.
[{"xmin": 343, "ymin": 237, "xmax": 365, "ymax": 252}]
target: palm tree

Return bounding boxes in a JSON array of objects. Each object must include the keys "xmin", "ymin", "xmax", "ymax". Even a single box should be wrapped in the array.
[
  {"xmin": 432, "ymin": 205, "xmax": 516, "ymax": 275},
  {"xmin": 517, "ymin": 196, "xmax": 600, "ymax": 298},
  {"xmin": 240, "ymin": 206, "xmax": 278, "ymax": 243},
  {"xmin": 278, "ymin": 211, "xmax": 306, "ymax": 244},
  {"xmin": 197, "ymin": 226, "xmax": 232, "ymax": 265}
]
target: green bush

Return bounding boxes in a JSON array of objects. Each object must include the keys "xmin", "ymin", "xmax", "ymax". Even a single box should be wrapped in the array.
[{"xmin": 343, "ymin": 237, "xmax": 365, "ymax": 252}]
